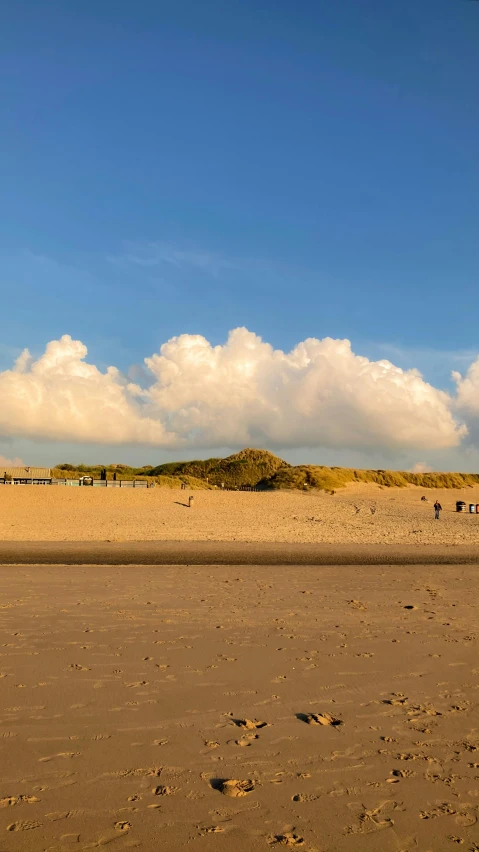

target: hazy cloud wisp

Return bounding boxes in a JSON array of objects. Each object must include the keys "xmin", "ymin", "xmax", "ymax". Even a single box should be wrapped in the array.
[{"xmin": 0, "ymin": 454, "xmax": 25, "ymax": 468}]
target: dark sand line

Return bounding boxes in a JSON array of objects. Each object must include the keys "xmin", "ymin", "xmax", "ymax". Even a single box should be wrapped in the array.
[{"xmin": 1, "ymin": 540, "xmax": 479, "ymax": 565}]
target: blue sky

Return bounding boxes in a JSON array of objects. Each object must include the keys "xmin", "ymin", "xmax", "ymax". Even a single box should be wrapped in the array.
[{"xmin": 1, "ymin": 0, "xmax": 479, "ymax": 469}]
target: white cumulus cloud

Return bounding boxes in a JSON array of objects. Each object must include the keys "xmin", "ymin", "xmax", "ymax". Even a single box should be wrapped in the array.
[
  {"xmin": 0, "ymin": 329, "xmax": 467, "ymax": 451},
  {"xmin": 453, "ymin": 358, "xmax": 479, "ymax": 444},
  {"xmin": 454, "ymin": 358, "xmax": 479, "ymax": 414},
  {"xmin": 0, "ymin": 336, "xmax": 175, "ymax": 446}
]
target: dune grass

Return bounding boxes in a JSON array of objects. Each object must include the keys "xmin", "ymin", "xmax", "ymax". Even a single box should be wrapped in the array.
[
  {"xmin": 154, "ymin": 474, "xmax": 214, "ymax": 490},
  {"xmin": 145, "ymin": 448, "xmax": 287, "ymax": 488},
  {"xmin": 52, "ymin": 450, "xmax": 479, "ymax": 492},
  {"xmin": 265, "ymin": 465, "xmax": 479, "ymax": 492},
  {"xmin": 51, "ymin": 465, "xmax": 213, "ymax": 490}
]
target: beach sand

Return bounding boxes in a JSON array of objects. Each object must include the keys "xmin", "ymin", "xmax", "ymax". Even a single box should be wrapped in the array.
[
  {"xmin": 0, "ymin": 563, "xmax": 478, "ymax": 851},
  {"xmin": 1, "ymin": 486, "xmax": 478, "ymax": 849},
  {"xmin": 2, "ymin": 483, "xmax": 479, "ymax": 544}
]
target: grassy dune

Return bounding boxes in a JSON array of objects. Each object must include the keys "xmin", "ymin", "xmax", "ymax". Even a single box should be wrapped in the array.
[
  {"xmin": 266, "ymin": 464, "xmax": 479, "ymax": 492},
  {"xmin": 51, "ymin": 449, "xmax": 479, "ymax": 492},
  {"xmin": 146, "ymin": 448, "xmax": 286, "ymax": 487}
]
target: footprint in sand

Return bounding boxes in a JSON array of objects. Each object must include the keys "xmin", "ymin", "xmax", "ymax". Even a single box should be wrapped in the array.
[
  {"xmin": 115, "ymin": 821, "xmax": 131, "ymax": 831},
  {"xmin": 455, "ymin": 811, "xmax": 477, "ymax": 827},
  {"xmin": 46, "ymin": 811, "xmax": 75, "ymax": 821},
  {"xmin": 229, "ymin": 733, "xmax": 259, "ymax": 747},
  {"xmin": 268, "ymin": 831, "xmax": 304, "ymax": 845},
  {"xmin": 114, "ymin": 767, "xmax": 161, "ymax": 779},
  {"xmin": 292, "ymin": 793, "xmax": 320, "ymax": 802},
  {"xmin": 0, "ymin": 795, "xmax": 40, "ymax": 808},
  {"xmin": 199, "ymin": 825, "xmax": 225, "ymax": 834},
  {"xmin": 7, "ymin": 820, "xmax": 42, "ymax": 831},
  {"xmin": 419, "ymin": 803, "xmax": 458, "ymax": 819},
  {"xmin": 211, "ymin": 779, "xmax": 256, "ymax": 797},
  {"xmin": 153, "ymin": 785, "xmax": 178, "ymax": 796},
  {"xmin": 393, "ymin": 752, "xmax": 427, "ymax": 762},
  {"xmin": 67, "ymin": 664, "xmax": 90, "ymax": 671},
  {"xmin": 297, "ymin": 712, "xmax": 343, "ymax": 727},
  {"xmin": 351, "ymin": 800, "xmax": 398, "ymax": 832},
  {"xmin": 382, "ymin": 695, "xmax": 408, "ymax": 707},
  {"xmin": 229, "ymin": 716, "xmax": 268, "ymax": 730},
  {"xmin": 39, "ymin": 752, "xmax": 80, "ymax": 762}
]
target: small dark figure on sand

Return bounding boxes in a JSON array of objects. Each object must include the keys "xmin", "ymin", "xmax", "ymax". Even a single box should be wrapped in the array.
[{"xmin": 434, "ymin": 500, "xmax": 442, "ymax": 520}]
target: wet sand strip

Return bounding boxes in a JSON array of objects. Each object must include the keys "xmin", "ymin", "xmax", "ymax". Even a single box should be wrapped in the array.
[{"xmin": 1, "ymin": 540, "xmax": 479, "ymax": 565}]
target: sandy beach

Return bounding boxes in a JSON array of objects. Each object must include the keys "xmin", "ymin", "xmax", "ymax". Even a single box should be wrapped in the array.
[
  {"xmin": 4, "ymin": 2, "xmax": 477, "ymax": 850},
  {"xmin": 0, "ymin": 563, "xmax": 478, "ymax": 852},
  {"xmin": 1, "ymin": 485, "xmax": 478, "ymax": 850},
  {"xmin": 2, "ymin": 483, "xmax": 479, "ymax": 544}
]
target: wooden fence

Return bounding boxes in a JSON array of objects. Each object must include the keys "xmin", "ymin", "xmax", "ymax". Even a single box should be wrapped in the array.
[
  {"xmin": 222, "ymin": 485, "xmax": 263, "ymax": 492},
  {"xmin": 51, "ymin": 479, "xmax": 148, "ymax": 488}
]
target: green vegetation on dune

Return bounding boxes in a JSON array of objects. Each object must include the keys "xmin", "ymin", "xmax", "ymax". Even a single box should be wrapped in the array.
[
  {"xmin": 145, "ymin": 458, "xmax": 220, "ymax": 481},
  {"xmin": 52, "ymin": 449, "xmax": 479, "ymax": 491},
  {"xmin": 51, "ymin": 463, "xmax": 142, "ymax": 482},
  {"xmin": 154, "ymin": 474, "xmax": 214, "ymax": 490},
  {"xmin": 51, "ymin": 464, "xmax": 213, "ymax": 489},
  {"xmin": 265, "ymin": 465, "xmax": 479, "ymax": 491},
  {"xmin": 144, "ymin": 448, "xmax": 287, "ymax": 488}
]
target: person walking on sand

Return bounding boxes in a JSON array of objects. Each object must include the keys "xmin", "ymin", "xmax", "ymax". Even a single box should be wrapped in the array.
[{"xmin": 434, "ymin": 500, "xmax": 442, "ymax": 520}]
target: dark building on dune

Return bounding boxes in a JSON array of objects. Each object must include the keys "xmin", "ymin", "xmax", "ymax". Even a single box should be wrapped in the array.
[{"xmin": 0, "ymin": 467, "xmax": 52, "ymax": 485}]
